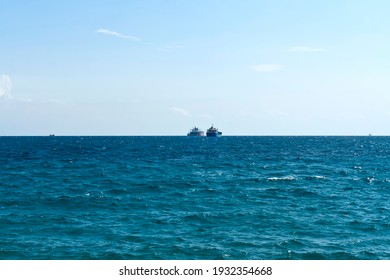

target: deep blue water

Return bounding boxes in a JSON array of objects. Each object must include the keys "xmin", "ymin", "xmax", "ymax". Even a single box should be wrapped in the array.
[{"xmin": 0, "ymin": 136, "xmax": 389, "ymax": 260}]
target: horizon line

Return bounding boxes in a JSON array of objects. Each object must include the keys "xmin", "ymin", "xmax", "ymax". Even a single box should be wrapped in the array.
[{"xmin": 0, "ymin": 134, "xmax": 383, "ymax": 137}]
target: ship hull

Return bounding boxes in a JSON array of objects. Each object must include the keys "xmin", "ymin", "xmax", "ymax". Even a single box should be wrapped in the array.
[{"xmin": 206, "ymin": 132, "xmax": 222, "ymax": 137}]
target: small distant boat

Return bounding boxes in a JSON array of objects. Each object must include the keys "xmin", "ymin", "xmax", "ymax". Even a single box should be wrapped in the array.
[
  {"xmin": 206, "ymin": 125, "xmax": 222, "ymax": 137},
  {"xmin": 187, "ymin": 127, "xmax": 205, "ymax": 136},
  {"xmin": 49, "ymin": 134, "xmax": 55, "ymax": 137}
]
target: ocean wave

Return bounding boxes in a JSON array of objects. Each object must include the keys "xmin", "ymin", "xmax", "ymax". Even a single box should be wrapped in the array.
[
  {"xmin": 305, "ymin": 175, "xmax": 326, "ymax": 180},
  {"xmin": 267, "ymin": 175, "xmax": 296, "ymax": 181}
]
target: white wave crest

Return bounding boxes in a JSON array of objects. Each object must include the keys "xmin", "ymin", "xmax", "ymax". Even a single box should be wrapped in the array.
[{"xmin": 267, "ymin": 175, "xmax": 296, "ymax": 181}]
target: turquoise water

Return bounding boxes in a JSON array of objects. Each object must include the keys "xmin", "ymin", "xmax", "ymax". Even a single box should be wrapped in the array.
[{"xmin": 0, "ymin": 136, "xmax": 389, "ymax": 259}]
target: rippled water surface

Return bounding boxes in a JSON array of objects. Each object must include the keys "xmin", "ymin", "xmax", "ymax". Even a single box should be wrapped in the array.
[{"xmin": 0, "ymin": 136, "xmax": 389, "ymax": 259}]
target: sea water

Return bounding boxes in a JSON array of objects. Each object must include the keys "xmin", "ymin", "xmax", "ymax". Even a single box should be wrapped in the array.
[{"xmin": 0, "ymin": 136, "xmax": 389, "ymax": 259}]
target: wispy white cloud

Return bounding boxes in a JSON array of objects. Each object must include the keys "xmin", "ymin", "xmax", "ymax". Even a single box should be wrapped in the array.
[
  {"xmin": 290, "ymin": 46, "xmax": 326, "ymax": 52},
  {"xmin": 0, "ymin": 74, "xmax": 12, "ymax": 99},
  {"xmin": 95, "ymin": 28, "xmax": 141, "ymax": 42},
  {"xmin": 170, "ymin": 107, "xmax": 190, "ymax": 117},
  {"xmin": 16, "ymin": 97, "xmax": 33, "ymax": 103},
  {"xmin": 158, "ymin": 44, "xmax": 184, "ymax": 52},
  {"xmin": 252, "ymin": 64, "xmax": 284, "ymax": 73},
  {"xmin": 0, "ymin": 75, "xmax": 33, "ymax": 103}
]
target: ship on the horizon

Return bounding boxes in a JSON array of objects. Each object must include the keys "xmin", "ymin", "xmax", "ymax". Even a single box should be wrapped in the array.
[
  {"xmin": 206, "ymin": 125, "xmax": 222, "ymax": 137},
  {"xmin": 187, "ymin": 127, "xmax": 205, "ymax": 136}
]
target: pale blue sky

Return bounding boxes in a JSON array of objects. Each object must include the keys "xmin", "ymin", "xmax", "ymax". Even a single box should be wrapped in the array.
[{"xmin": 1, "ymin": 0, "xmax": 389, "ymax": 135}]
